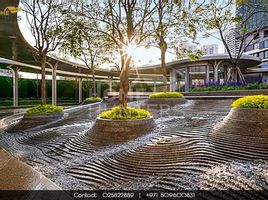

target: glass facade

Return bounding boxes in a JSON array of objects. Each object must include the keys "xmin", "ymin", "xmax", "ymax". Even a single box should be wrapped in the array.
[
  {"xmin": 236, "ymin": 0, "xmax": 268, "ymax": 33},
  {"xmin": 264, "ymin": 51, "xmax": 268, "ymax": 59},
  {"xmin": 264, "ymin": 40, "xmax": 268, "ymax": 48}
]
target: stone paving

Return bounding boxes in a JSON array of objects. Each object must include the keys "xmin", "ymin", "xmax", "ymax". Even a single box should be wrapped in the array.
[
  {"xmin": 0, "ymin": 100, "xmax": 267, "ymax": 199},
  {"xmin": 0, "ymin": 148, "xmax": 60, "ymax": 190}
]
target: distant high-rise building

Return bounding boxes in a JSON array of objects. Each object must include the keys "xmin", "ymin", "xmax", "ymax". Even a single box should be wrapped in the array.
[
  {"xmin": 181, "ymin": 42, "xmax": 198, "ymax": 52},
  {"xmin": 201, "ymin": 44, "xmax": 219, "ymax": 55},
  {"xmin": 224, "ymin": 29, "xmax": 240, "ymax": 54},
  {"xmin": 180, "ymin": 43, "xmax": 219, "ymax": 55}
]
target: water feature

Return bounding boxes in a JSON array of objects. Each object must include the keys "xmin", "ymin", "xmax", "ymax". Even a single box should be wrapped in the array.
[{"xmin": 0, "ymin": 100, "xmax": 267, "ymax": 197}]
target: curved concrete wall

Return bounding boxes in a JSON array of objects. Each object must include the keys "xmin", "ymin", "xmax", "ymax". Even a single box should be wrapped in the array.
[{"xmin": 213, "ymin": 108, "xmax": 268, "ymax": 138}]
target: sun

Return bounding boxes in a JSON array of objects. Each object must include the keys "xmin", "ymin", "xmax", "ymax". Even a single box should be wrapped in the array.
[{"xmin": 125, "ymin": 42, "xmax": 137, "ymax": 58}]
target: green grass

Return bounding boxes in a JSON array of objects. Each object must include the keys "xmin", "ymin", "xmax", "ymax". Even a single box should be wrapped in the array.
[
  {"xmin": 26, "ymin": 104, "xmax": 64, "ymax": 115},
  {"xmin": 99, "ymin": 106, "xmax": 151, "ymax": 120},
  {"xmin": 85, "ymin": 97, "xmax": 102, "ymax": 101},
  {"xmin": 231, "ymin": 95, "xmax": 268, "ymax": 109},
  {"xmin": 149, "ymin": 92, "xmax": 184, "ymax": 99}
]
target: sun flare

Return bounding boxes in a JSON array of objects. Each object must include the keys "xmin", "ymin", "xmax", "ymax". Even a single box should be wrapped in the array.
[{"xmin": 125, "ymin": 42, "xmax": 137, "ymax": 58}]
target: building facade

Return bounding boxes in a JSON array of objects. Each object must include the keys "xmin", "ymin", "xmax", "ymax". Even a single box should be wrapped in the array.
[
  {"xmin": 236, "ymin": 0, "xmax": 268, "ymax": 82},
  {"xmin": 201, "ymin": 44, "xmax": 219, "ymax": 55},
  {"xmin": 224, "ymin": 29, "xmax": 240, "ymax": 54},
  {"xmin": 181, "ymin": 43, "xmax": 219, "ymax": 55}
]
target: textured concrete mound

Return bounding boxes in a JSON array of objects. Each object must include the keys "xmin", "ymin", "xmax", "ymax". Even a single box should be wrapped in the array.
[
  {"xmin": 7, "ymin": 113, "xmax": 64, "ymax": 133},
  {"xmin": 144, "ymin": 98, "xmax": 186, "ymax": 109},
  {"xmin": 91, "ymin": 117, "xmax": 155, "ymax": 143},
  {"xmin": 81, "ymin": 100, "xmax": 102, "ymax": 105},
  {"xmin": 213, "ymin": 108, "xmax": 268, "ymax": 138}
]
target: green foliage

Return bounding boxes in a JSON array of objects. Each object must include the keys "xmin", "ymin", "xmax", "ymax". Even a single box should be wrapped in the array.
[
  {"xmin": 132, "ymin": 83, "xmax": 153, "ymax": 92},
  {"xmin": 26, "ymin": 104, "xmax": 63, "ymax": 115},
  {"xmin": 231, "ymin": 95, "xmax": 268, "ymax": 109},
  {"xmin": 181, "ymin": 49, "xmax": 203, "ymax": 61},
  {"xmin": 99, "ymin": 107, "xmax": 151, "ymax": 120},
  {"xmin": 149, "ymin": 92, "xmax": 184, "ymax": 98},
  {"xmin": 192, "ymin": 83, "xmax": 268, "ymax": 92},
  {"xmin": 85, "ymin": 97, "xmax": 102, "ymax": 101},
  {"xmin": 246, "ymin": 83, "xmax": 268, "ymax": 90}
]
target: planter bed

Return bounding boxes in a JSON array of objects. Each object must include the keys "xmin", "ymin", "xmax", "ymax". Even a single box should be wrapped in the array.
[
  {"xmin": 183, "ymin": 89, "xmax": 268, "ymax": 97},
  {"xmin": 90, "ymin": 116, "xmax": 155, "ymax": 143},
  {"xmin": 213, "ymin": 107, "xmax": 268, "ymax": 137},
  {"xmin": 81, "ymin": 100, "xmax": 102, "ymax": 105},
  {"xmin": 7, "ymin": 112, "xmax": 64, "ymax": 133},
  {"xmin": 144, "ymin": 97, "xmax": 186, "ymax": 109}
]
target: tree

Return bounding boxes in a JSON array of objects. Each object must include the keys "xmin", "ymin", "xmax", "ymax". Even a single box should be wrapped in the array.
[
  {"xmin": 60, "ymin": 16, "xmax": 110, "ymax": 97},
  {"xmin": 73, "ymin": 0, "xmax": 157, "ymax": 108},
  {"xmin": 21, "ymin": 0, "xmax": 67, "ymax": 104},
  {"xmin": 150, "ymin": 0, "xmax": 203, "ymax": 92},
  {"xmin": 202, "ymin": 0, "xmax": 268, "ymax": 83}
]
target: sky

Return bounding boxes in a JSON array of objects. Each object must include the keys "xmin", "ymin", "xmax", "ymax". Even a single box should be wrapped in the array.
[{"xmin": 17, "ymin": 3, "xmax": 225, "ymax": 69}]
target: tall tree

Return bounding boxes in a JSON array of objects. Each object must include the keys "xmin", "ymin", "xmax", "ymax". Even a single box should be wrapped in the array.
[
  {"xmin": 21, "ymin": 0, "xmax": 67, "ymax": 104},
  {"xmin": 202, "ymin": 0, "xmax": 268, "ymax": 83},
  {"xmin": 60, "ymin": 16, "xmax": 110, "ymax": 97},
  {"xmin": 73, "ymin": 0, "xmax": 157, "ymax": 108},
  {"xmin": 150, "ymin": 0, "xmax": 203, "ymax": 92}
]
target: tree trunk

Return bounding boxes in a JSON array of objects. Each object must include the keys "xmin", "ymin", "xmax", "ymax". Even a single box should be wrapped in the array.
[
  {"xmin": 226, "ymin": 66, "xmax": 246, "ymax": 84},
  {"xmin": 119, "ymin": 55, "xmax": 131, "ymax": 108},
  {"xmin": 88, "ymin": 79, "xmax": 91, "ymax": 97},
  {"xmin": 160, "ymin": 48, "xmax": 168, "ymax": 92},
  {"xmin": 36, "ymin": 74, "xmax": 39, "ymax": 99},
  {"xmin": 92, "ymin": 70, "xmax": 96, "ymax": 97},
  {"xmin": 159, "ymin": 39, "xmax": 168, "ymax": 92},
  {"xmin": 40, "ymin": 55, "xmax": 46, "ymax": 105}
]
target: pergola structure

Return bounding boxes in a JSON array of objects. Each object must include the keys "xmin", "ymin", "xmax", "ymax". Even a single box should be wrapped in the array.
[
  {"xmin": 0, "ymin": 0, "xmax": 262, "ymax": 107},
  {"xmin": 165, "ymin": 54, "xmax": 262, "ymax": 92}
]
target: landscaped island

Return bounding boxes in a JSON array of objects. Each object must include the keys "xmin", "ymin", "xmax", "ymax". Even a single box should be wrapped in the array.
[
  {"xmin": 147, "ymin": 92, "xmax": 186, "ymax": 107},
  {"xmin": 7, "ymin": 104, "xmax": 64, "ymax": 132},
  {"xmin": 94, "ymin": 106, "xmax": 154, "ymax": 135},
  {"xmin": 231, "ymin": 95, "xmax": 268, "ymax": 109},
  {"xmin": 148, "ymin": 92, "xmax": 184, "ymax": 98},
  {"xmin": 82, "ymin": 97, "xmax": 102, "ymax": 105},
  {"xmin": 213, "ymin": 95, "xmax": 268, "ymax": 137},
  {"xmin": 26, "ymin": 104, "xmax": 64, "ymax": 114},
  {"xmin": 99, "ymin": 106, "xmax": 151, "ymax": 120}
]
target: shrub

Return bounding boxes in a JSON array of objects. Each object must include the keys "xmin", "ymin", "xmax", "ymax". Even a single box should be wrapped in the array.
[
  {"xmin": 26, "ymin": 104, "xmax": 64, "ymax": 115},
  {"xmin": 192, "ymin": 82, "xmax": 268, "ymax": 92},
  {"xmin": 231, "ymin": 95, "xmax": 268, "ymax": 109},
  {"xmin": 149, "ymin": 92, "xmax": 183, "ymax": 99},
  {"xmin": 99, "ymin": 106, "xmax": 151, "ymax": 120},
  {"xmin": 85, "ymin": 97, "xmax": 102, "ymax": 101}
]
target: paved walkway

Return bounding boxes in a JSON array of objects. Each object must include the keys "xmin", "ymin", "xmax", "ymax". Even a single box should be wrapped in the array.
[{"xmin": 0, "ymin": 148, "xmax": 61, "ymax": 190}]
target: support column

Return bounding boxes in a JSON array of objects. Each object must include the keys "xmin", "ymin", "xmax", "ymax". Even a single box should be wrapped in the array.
[
  {"xmin": 153, "ymin": 80, "xmax": 157, "ymax": 92},
  {"xmin": 205, "ymin": 65, "xmax": 210, "ymax": 83},
  {"xmin": 185, "ymin": 67, "xmax": 190, "ymax": 92},
  {"xmin": 169, "ymin": 70, "xmax": 177, "ymax": 92},
  {"xmin": 9, "ymin": 66, "xmax": 20, "ymax": 107},
  {"xmin": 213, "ymin": 60, "xmax": 223, "ymax": 83},
  {"xmin": 78, "ymin": 78, "xmax": 83, "ymax": 103},
  {"xmin": 108, "ymin": 76, "xmax": 113, "ymax": 92},
  {"xmin": 129, "ymin": 80, "xmax": 132, "ymax": 92},
  {"xmin": 214, "ymin": 65, "xmax": 219, "ymax": 83},
  {"xmin": 51, "ymin": 63, "xmax": 58, "ymax": 105}
]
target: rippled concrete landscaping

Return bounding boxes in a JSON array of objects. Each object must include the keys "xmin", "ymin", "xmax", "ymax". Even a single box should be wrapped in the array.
[{"xmin": 0, "ymin": 100, "xmax": 268, "ymax": 197}]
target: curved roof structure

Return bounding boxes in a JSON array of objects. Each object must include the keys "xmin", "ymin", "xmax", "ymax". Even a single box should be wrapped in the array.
[
  {"xmin": 0, "ymin": 0, "xmax": 262, "ymax": 81},
  {"xmin": 0, "ymin": 0, "xmax": 163, "ymax": 81}
]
